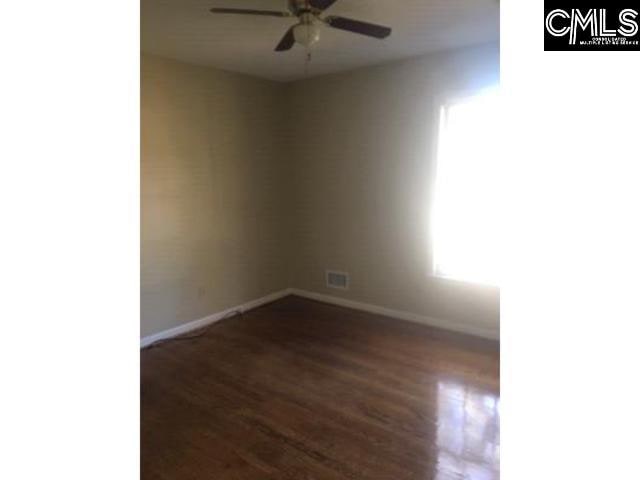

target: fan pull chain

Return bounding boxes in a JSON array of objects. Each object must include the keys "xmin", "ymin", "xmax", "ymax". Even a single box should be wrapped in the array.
[{"xmin": 304, "ymin": 47, "xmax": 312, "ymax": 77}]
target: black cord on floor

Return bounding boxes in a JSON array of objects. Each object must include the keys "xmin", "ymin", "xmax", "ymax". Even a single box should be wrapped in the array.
[{"xmin": 143, "ymin": 309, "xmax": 244, "ymax": 350}]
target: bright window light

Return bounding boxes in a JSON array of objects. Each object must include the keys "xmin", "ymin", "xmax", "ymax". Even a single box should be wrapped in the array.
[{"xmin": 432, "ymin": 88, "xmax": 501, "ymax": 286}]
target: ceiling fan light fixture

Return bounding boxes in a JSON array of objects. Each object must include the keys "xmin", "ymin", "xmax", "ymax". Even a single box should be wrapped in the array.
[
  {"xmin": 293, "ymin": 22, "xmax": 321, "ymax": 47},
  {"xmin": 209, "ymin": 1, "xmax": 392, "ymax": 52}
]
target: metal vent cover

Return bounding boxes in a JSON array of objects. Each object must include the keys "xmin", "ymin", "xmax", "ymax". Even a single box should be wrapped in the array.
[{"xmin": 326, "ymin": 270, "xmax": 349, "ymax": 290}]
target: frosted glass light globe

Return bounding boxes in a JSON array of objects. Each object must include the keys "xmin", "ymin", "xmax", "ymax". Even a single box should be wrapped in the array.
[{"xmin": 293, "ymin": 22, "xmax": 321, "ymax": 47}]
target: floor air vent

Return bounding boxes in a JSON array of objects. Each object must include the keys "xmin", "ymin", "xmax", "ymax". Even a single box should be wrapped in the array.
[{"xmin": 326, "ymin": 270, "xmax": 349, "ymax": 290}]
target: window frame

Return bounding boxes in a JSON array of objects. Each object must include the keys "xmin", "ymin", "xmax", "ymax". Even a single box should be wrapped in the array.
[{"xmin": 427, "ymin": 86, "xmax": 500, "ymax": 287}]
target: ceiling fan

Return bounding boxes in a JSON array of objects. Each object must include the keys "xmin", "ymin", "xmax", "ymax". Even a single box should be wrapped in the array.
[{"xmin": 210, "ymin": 0, "xmax": 392, "ymax": 51}]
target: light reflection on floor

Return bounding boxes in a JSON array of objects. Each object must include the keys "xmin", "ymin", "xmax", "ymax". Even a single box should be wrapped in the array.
[{"xmin": 434, "ymin": 380, "xmax": 500, "ymax": 480}]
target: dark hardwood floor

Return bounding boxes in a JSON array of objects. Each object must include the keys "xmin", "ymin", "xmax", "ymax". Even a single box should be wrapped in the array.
[{"xmin": 141, "ymin": 296, "xmax": 500, "ymax": 480}]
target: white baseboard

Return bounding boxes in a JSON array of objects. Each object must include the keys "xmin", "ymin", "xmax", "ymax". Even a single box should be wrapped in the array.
[
  {"xmin": 141, "ymin": 287, "xmax": 498, "ymax": 347},
  {"xmin": 289, "ymin": 288, "xmax": 499, "ymax": 341},
  {"xmin": 140, "ymin": 288, "xmax": 292, "ymax": 348}
]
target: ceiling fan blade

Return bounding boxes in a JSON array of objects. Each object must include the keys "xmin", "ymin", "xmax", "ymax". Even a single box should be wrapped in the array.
[
  {"xmin": 210, "ymin": 8, "xmax": 293, "ymax": 18},
  {"xmin": 325, "ymin": 16, "xmax": 392, "ymax": 39},
  {"xmin": 275, "ymin": 27, "xmax": 295, "ymax": 52},
  {"xmin": 309, "ymin": 0, "xmax": 339, "ymax": 10}
]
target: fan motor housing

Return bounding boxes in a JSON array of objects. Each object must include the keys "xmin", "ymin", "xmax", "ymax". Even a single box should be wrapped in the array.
[{"xmin": 290, "ymin": 0, "xmax": 321, "ymax": 16}]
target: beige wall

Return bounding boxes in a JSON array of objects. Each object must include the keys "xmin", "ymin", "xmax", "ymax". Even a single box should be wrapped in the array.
[
  {"xmin": 286, "ymin": 43, "xmax": 500, "ymax": 336},
  {"xmin": 142, "ymin": 44, "xmax": 500, "ymax": 339},
  {"xmin": 141, "ymin": 54, "xmax": 289, "ymax": 337}
]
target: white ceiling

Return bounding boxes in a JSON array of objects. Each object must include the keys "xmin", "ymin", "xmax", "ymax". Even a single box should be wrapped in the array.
[{"xmin": 141, "ymin": 0, "xmax": 499, "ymax": 82}]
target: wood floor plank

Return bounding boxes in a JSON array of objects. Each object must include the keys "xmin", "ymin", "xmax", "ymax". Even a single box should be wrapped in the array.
[{"xmin": 142, "ymin": 296, "xmax": 500, "ymax": 479}]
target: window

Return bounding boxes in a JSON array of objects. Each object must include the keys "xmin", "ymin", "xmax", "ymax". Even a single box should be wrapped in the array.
[{"xmin": 432, "ymin": 88, "xmax": 501, "ymax": 286}]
